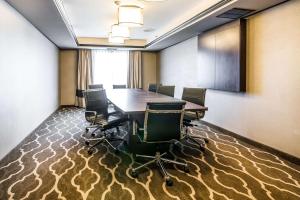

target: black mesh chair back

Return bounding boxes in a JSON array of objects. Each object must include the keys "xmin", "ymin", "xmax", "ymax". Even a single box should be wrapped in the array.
[
  {"xmin": 113, "ymin": 84, "xmax": 126, "ymax": 89},
  {"xmin": 182, "ymin": 88, "xmax": 206, "ymax": 106},
  {"xmin": 157, "ymin": 85, "xmax": 175, "ymax": 97},
  {"xmin": 148, "ymin": 83, "xmax": 159, "ymax": 93},
  {"xmin": 85, "ymin": 89, "xmax": 109, "ymax": 118},
  {"xmin": 143, "ymin": 102, "xmax": 185, "ymax": 143},
  {"xmin": 88, "ymin": 84, "xmax": 103, "ymax": 89}
]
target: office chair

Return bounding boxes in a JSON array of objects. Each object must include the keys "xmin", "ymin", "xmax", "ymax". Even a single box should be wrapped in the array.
[
  {"xmin": 88, "ymin": 84, "xmax": 116, "ymax": 112},
  {"xmin": 84, "ymin": 88, "xmax": 115, "ymax": 133},
  {"xmin": 181, "ymin": 87, "xmax": 208, "ymax": 151},
  {"xmin": 88, "ymin": 84, "xmax": 103, "ymax": 89},
  {"xmin": 148, "ymin": 83, "xmax": 160, "ymax": 93},
  {"xmin": 84, "ymin": 89, "xmax": 128, "ymax": 154},
  {"xmin": 157, "ymin": 85, "xmax": 175, "ymax": 97},
  {"xmin": 113, "ymin": 84, "xmax": 126, "ymax": 89},
  {"xmin": 130, "ymin": 102, "xmax": 189, "ymax": 186}
]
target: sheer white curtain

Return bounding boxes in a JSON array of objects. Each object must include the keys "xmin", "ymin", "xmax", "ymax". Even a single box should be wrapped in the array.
[{"xmin": 92, "ymin": 50, "xmax": 129, "ymax": 89}]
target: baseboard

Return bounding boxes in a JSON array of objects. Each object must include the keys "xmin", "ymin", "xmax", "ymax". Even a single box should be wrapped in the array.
[
  {"xmin": 59, "ymin": 105, "xmax": 76, "ymax": 108},
  {"xmin": 0, "ymin": 106, "xmax": 61, "ymax": 164},
  {"xmin": 200, "ymin": 120, "xmax": 300, "ymax": 166}
]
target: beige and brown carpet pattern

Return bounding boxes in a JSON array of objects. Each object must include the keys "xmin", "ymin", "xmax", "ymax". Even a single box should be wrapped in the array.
[{"xmin": 0, "ymin": 107, "xmax": 300, "ymax": 200}]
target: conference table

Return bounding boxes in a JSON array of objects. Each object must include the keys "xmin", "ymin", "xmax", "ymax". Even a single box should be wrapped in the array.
[{"xmin": 106, "ymin": 89, "xmax": 208, "ymax": 153}]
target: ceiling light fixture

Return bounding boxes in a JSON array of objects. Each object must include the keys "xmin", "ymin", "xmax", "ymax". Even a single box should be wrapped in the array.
[
  {"xmin": 108, "ymin": 33, "xmax": 125, "ymax": 44},
  {"xmin": 111, "ymin": 24, "xmax": 130, "ymax": 38},
  {"xmin": 118, "ymin": 5, "xmax": 143, "ymax": 27}
]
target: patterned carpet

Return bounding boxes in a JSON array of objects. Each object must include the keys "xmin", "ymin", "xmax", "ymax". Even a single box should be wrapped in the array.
[{"xmin": 0, "ymin": 107, "xmax": 300, "ymax": 200}]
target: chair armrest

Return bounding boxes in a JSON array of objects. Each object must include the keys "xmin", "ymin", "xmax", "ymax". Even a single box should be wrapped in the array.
[
  {"xmin": 131, "ymin": 120, "xmax": 143, "ymax": 134},
  {"xmin": 185, "ymin": 110, "xmax": 205, "ymax": 120},
  {"xmin": 196, "ymin": 111, "xmax": 205, "ymax": 119},
  {"xmin": 195, "ymin": 111, "xmax": 200, "ymax": 120},
  {"xmin": 133, "ymin": 121, "xmax": 144, "ymax": 143},
  {"xmin": 85, "ymin": 111, "xmax": 98, "ymax": 124}
]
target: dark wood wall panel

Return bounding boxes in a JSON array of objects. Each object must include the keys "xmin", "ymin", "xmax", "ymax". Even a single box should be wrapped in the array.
[
  {"xmin": 215, "ymin": 23, "xmax": 240, "ymax": 91},
  {"xmin": 197, "ymin": 19, "xmax": 246, "ymax": 92},
  {"xmin": 198, "ymin": 33, "xmax": 216, "ymax": 89}
]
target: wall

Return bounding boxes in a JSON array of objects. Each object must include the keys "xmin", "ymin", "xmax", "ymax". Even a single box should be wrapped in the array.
[
  {"xmin": 159, "ymin": 0, "xmax": 300, "ymax": 158},
  {"xmin": 160, "ymin": 37, "xmax": 199, "ymax": 97},
  {"xmin": 0, "ymin": 1, "xmax": 59, "ymax": 159},
  {"xmin": 60, "ymin": 50, "xmax": 77, "ymax": 105},
  {"xmin": 142, "ymin": 52, "xmax": 158, "ymax": 90}
]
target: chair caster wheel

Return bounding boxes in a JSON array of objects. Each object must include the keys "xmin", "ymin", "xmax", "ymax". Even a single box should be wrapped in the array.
[
  {"xmin": 87, "ymin": 149, "xmax": 94, "ymax": 155},
  {"xmin": 204, "ymin": 138, "xmax": 209, "ymax": 143},
  {"xmin": 91, "ymin": 133, "xmax": 96, "ymax": 137},
  {"xmin": 166, "ymin": 178, "xmax": 173, "ymax": 186},
  {"xmin": 85, "ymin": 128, "xmax": 89, "ymax": 133},
  {"xmin": 130, "ymin": 170, "xmax": 138, "ymax": 178},
  {"xmin": 85, "ymin": 141, "xmax": 90, "ymax": 146},
  {"xmin": 184, "ymin": 165, "xmax": 190, "ymax": 173},
  {"xmin": 199, "ymin": 145, "xmax": 205, "ymax": 152}
]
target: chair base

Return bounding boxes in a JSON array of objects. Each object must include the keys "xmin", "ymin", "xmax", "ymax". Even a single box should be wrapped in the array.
[
  {"xmin": 86, "ymin": 125, "xmax": 121, "ymax": 138},
  {"xmin": 130, "ymin": 152, "xmax": 189, "ymax": 186},
  {"xmin": 85, "ymin": 132, "xmax": 124, "ymax": 154}
]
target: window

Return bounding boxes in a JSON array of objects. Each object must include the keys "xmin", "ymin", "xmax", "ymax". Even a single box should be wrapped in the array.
[{"xmin": 92, "ymin": 50, "xmax": 129, "ymax": 89}]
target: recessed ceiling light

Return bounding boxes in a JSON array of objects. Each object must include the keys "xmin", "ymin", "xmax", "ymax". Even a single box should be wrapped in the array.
[{"xmin": 143, "ymin": 28, "xmax": 155, "ymax": 32}]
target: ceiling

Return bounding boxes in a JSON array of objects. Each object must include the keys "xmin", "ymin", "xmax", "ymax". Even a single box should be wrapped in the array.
[
  {"xmin": 61, "ymin": 0, "xmax": 222, "ymax": 42},
  {"xmin": 5, "ymin": 0, "xmax": 288, "ymax": 50}
]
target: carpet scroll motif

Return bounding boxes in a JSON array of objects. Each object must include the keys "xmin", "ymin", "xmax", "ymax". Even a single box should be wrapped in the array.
[{"xmin": 0, "ymin": 107, "xmax": 300, "ymax": 200}]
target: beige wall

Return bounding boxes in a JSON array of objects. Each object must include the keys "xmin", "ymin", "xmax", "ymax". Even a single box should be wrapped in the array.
[
  {"xmin": 159, "ymin": 0, "xmax": 300, "ymax": 158},
  {"xmin": 142, "ymin": 52, "xmax": 158, "ymax": 90},
  {"xmin": 60, "ymin": 50, "xmax": 77, "ymax": 105},
  {"xmin": 0, "ymin": 1, "xmax": 59, "ymax": 159}
]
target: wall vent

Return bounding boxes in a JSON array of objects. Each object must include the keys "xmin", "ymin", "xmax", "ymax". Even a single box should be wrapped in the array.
[{"xmin": 217, "ymin": 8, "xmax": 255, "ymax": 19}]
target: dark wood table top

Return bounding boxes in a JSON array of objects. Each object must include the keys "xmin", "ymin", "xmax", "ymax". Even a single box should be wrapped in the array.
[{"xmin": 107, "ymin": 89, "xmax": 208, "ymax": 114}]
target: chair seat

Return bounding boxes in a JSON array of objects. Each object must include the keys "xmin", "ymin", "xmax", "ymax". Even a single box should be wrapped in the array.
[
  {"xmin": 87, "ymin": 113, "xmax": 126, "ymax": 128},
  {"xmin": 85, "ymin": 106, "xmax": 117, "ymax": 123},
  {"xmin": 184, "ymin": 111, "xmax": 205, "ymax": 121},
  {"xmin": 100, "ymin": 114, "xmax": 127, "ymax": 128}
]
